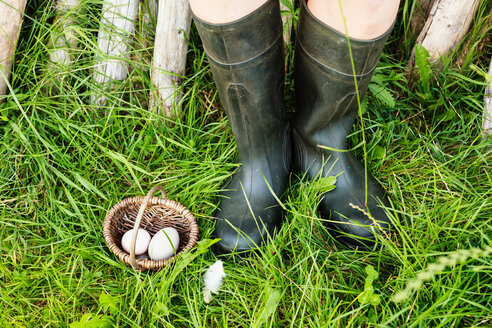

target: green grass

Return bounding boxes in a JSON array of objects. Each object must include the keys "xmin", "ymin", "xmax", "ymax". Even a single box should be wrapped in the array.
[{"xmin": 1, "ymin": 0, "xmax": 491, "ymax": 326}]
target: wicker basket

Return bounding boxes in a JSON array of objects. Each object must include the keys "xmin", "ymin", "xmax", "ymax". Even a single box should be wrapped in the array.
[{"xmin": 103, "ymin": 185, "xmax": 199, "ymax": 271}]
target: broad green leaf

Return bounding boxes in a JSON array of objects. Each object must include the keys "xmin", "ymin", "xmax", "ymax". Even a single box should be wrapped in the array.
[
  {"xmin": 99, "ymin": 292, "xmax": 119, "ymax": 314},
  {"xmin": 280, "ymin": 0, "xmax": 294, "ymax": 11},
  {"xmin": 359, "ymin": 266, "xmax": 381, "ymax": 306},
  {"xmin": 360, "ymin": 96, "xmax": 368, "ymax": 115},
  {"xmin": 414, "ymin": 44, "xmax": 432, "ymax": 95},
  {"xmin": 436, "ymin": 110, "xmax": 456, "ymax": 122},
  {"xmin": 252, "ymin": 287, "xmax": 281, "ymax": 328},
  {"xmin": 429, "ymin": 97, "xmax": 445, "ymax": 111},
  {"xmin": 70, "ymin": 313, "xmax": 111, "ymax": 328},
  {"xmin": 365, "ymin": 265, "xmax": 379, "ymax": 281},
  {"xmin": 311, "ymin": 176, "xmax": 337, "ymax": 195},
  {"xmin": 152, "ymin": 302, "xmax": 170, "ymax": 316},
  {"xmin": 370, "ymin": 145, "xmax": 386, "ymax": 160}
]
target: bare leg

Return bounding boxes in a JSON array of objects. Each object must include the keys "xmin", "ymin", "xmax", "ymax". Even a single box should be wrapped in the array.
[
  {"xmin": 308, "ymin": 0, "xmax": 400, "ymax": 40},
  {"xmin": 189, "ymin": 0, "xmax": 268, "ymax": 24}
]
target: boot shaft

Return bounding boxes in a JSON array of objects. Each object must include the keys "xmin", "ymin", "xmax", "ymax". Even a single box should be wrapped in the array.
[
  {"xmin": 292, "ymin": 1, "xmax": 395, "ymax": 249},
  {"xmin": 294, "ymin": 0, "xmax": 393, "ymax": 149},
  {"xmin": 193, "ymin": 0, "xmax": 287, "ymax": 161},
  {"xmin": 193, "ymin": 0, "xmax": 282, "ymax": 65},
  {"xmin": 296, "ymin": 0, "xmax": 392, "ymax": 76}
]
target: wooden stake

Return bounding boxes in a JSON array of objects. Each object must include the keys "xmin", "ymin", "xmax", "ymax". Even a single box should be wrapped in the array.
[
  {"xmin": 93, "ymin": 0, "xmax": 138, "ymax": 105},
  {"xmin": 280, "ymin": 1, "xmax": 293, "ymax": 47},
  {"xmin": 410, "ymin": 0, "xmax": 436, "ymax": 37},
  {"xmin": 141, "ymin": 0, "xmax": 157, "ymax": 38},
  {"xmin": 149, "ymin": 0, "xmax": 191, "ymax": 118},
  {"xmin": 0, "ymin": 0, "xmax": 27, "ymax": 100},
  {"xmin": 413, "ymin": 0, "xmax": 480, "ymax": 62},
  {"xmin": 48, "ymin": 0, "xmax": 79, "ymax": 68}
]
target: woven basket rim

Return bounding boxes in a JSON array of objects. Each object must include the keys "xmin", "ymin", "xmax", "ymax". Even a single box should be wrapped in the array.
[{"xmin": 103, "ymin": 194, "xmax": 199, "ymax": 271}]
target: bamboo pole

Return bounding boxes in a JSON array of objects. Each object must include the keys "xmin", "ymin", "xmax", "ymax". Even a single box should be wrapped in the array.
[
  {"xmin": 149, "ymin": 0, "xmax": 191, "ymax": 117},
  {"xmin": 0, "ymin": 0, "xmax": 27, "ymax": 101}
]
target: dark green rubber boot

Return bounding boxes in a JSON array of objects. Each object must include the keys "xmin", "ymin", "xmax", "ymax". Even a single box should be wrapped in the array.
[
  {"xmin": 193, "ymin": 0, "xmax": 291, "ymax": 253},
  {"xmin": 293, "ymin": 0, "xmax": 394, "ymax": 249}
]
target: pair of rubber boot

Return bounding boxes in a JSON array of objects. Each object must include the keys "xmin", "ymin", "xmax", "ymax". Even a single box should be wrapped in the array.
[{"xmin": 193, "ymin": 0, "xmax": 394, "ymax": 254}]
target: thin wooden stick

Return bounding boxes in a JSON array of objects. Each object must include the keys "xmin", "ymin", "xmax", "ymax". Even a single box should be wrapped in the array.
[
  {"xmin": 0, "ymin": 0, "xmax": 27, "ymax": 101},
  {"xmin": 92, "ymin": 0, "xmax": 138, "ymax": 105},
  {"xmin": 149, "ymin": 0, "xmax": 191, "ymax": 118},
  {"xmin": 482, "ymin": 57, "xmax": 492, "ymax": 137}
]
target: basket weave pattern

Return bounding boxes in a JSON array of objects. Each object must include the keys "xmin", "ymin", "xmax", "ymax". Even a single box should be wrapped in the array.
[{"xmin": 104, "ymin": 189, "xmax": 199, "ymax": 271}]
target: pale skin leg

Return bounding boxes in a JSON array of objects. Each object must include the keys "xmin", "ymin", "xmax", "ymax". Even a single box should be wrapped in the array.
[
  {"xmin": 189, "ymin": 0, "xmax": 268, "ymax": 24},
  {"xmin": 190, "ymin": 0, "xmax": 399, "ymax": 40},
  {"xmin": 308, "ymin": 0, "xmax": 400, "ymax": 40}
]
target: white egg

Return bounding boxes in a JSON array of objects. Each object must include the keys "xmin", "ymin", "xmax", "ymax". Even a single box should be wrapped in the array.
[
  {"xmin": 121, "ymin": 228, "xmax": 151, "ymax": 255},
  {"xmin": 148, "ymin": 227, "xmax": 180, "ymax": 261}
]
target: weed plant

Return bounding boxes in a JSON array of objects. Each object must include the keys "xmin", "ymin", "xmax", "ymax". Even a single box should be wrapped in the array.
[{"xmin": 0, "ymin": 0, "xmax": 491, "ymax": 327}]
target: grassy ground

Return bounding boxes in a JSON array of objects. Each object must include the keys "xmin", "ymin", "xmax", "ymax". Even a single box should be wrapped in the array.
[{"xmin": 0, "ymin": 0, "xmax": 491, "ymax": 327}]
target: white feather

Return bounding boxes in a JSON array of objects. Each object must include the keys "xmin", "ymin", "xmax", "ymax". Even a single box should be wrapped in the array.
[{"xmin": 203, "ymin": 260, "xmax": 226, "ymax": 303}]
